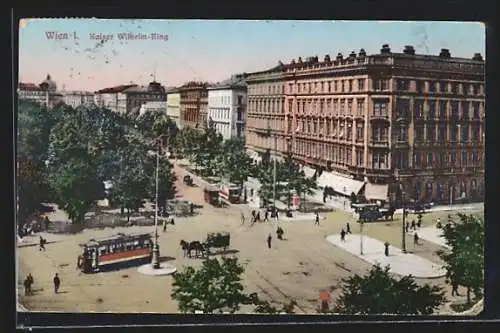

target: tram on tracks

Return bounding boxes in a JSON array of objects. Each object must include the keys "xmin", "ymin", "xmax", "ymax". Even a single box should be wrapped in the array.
[{"xmin": 77, "ymin": 233, "xmax": 153, "ymax": 273}]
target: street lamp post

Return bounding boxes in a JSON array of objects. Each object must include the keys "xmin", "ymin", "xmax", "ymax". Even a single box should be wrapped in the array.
[
  {"xmin": 151, "ymin": 139, "xmax": 161, "ymax": 269},
  {"xmin": 360, "ymin": 177, "xmax": 368, "ymax": 255},
  {"xmin": 395, "ymin": 169, "xmax": 407, "ymax": 254}
]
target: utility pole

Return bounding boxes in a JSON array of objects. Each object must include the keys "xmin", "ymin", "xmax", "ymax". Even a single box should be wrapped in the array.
[{"xmin": 151, "ymin": 138, "xmax": 161, "ymax": 269}]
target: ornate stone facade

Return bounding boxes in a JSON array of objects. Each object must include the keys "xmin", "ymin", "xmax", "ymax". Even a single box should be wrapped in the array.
[
  {"xmin": 179, "ymin": 82, "xmax": 209, "ymax": 129},
  {"xmin": 245, "ymin": 45, "xmax": 485, "ymax": 203}
]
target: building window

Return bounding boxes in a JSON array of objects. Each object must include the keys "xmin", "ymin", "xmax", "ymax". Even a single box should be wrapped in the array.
[
  {"xmin": 472, "ymin": 125, "xmax": 480, "ymax": 141},
  {"xmin": 373, "ymin": 100, "xmax": 388, "ymax": 117},
  {"xmin": 451, "ymin": 83, "xmax": 459, "ymax": 94},
  {"xmin": 439, "ymin": 152, "xmax": 445, "ymax": 166},
  {"xmin": 451, "ymin": 101, "xmax": 459, "ymax": 120},
  {"xmin": 327, "ymin": 81, "xmax": 331, "ymax": 92},
  {"xmin": 415, "ymin": 100, "xmax": 424, "ymax": 119},
  {"xmin": 347, "ymin": 99, "xmax": 353, "ymax": 115},
  {"xmin": 358, "ymin": 79, "xmax": 365, "ymax": 91},
  {"xmin": 341, "ymin": 81, "xmax": 345, "ymax": 92},
  {"xmin": 451, "ymin": 152, "xmax": 457, "ymax": 165},
  {"xmin": 461, "ymin": 101, "xmax": 469, "ymax": 119},
  {"xmin": 428, "ymin": 101, "xmax": 436, "ymax": 119},
  {"xmin": 439, "ymin": 101, "xmax": 447, "ymax": 119},
  {"xmin": 415, "ymin": 126, "xmax": 424, "ymax": 141},
  {"xmin": 416, "ymin": 80, "xmax": 424, "ymax": 93},
  {"xmin": 471, "ymin": 151, "xmax": 478, "ymax": 165},
  {"xmin": 348, "ymin": 80, "xmax": 352, "ymax": 92},
  {"xmin": 426, "ymin": 125, "xmax": 434, "ymax": 141},
  {"xmin": 372, "ymin": 153, "xmax": 386, "ymax": 169},
  {"xmin": 373, "ymin": 78, "xmax": 388, "ymax": 91},
  {"xmin": 397, "ymin": 126, "xmax": 407, "ymax": 141},
  {"xmin": 438, "ymin": 81, "xmax": 447, "ymax": 93},
  {"xmin": 356, "ymin": 125, "xmax": 364, "ymax": 140},
  {"xmin": 437, "ymin": 184, "xmax": 444, "ymax": 200},
  {"xmin": 427, "ymin": 152, "xmax": 433, "ymax": 168},
  {"xmin": 396, "ymin": 99, "xmax": 409, "ymax": 118},
  {"xmin": 356, "ymin": 150, "xmax": 363, "ymax": 167},
  {"xmin": 340, "ymin": 100, "xmax": 345, "ymax": 115},
  {"xmin": 333, "ymin": 81, "xmax": 337, "ymax": 92},
  {"xmin": 397, "ymin": 79, "xmax": 409, "ymax": 91},
  {"xmin": 473, "ymin": 84, "xmax": 480, "ymax": 95},
  {"xmin": 472, "ymin": 102, "xmax": 480, "ymax": 119},
  {"xmin": 438, "ymin": 125, "xmax": 446, "ymax": 142},
  {"xmin": 428, "ymin": 82, "xmax": 436, "ymax": 92},
  {"xmin": 357, "ymin": 100, "xmax": 364, "ymax": 116},
  {"xmin": 461, "ymin": 124, "xmax": 469, "ymax": 142},
  {"xmin": 460, "ymin": 151, "xmax": 468, "ymax": 167},
  {"xmin": 414, "ymin": 152, "xmax": 421, "ymax": 168}
]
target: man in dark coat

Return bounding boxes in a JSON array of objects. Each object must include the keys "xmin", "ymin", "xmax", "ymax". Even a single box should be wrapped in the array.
[
  {"xmin": 27, "ymin": 273, "xmax": 34, "ymax": 295},
  {"xmin": 346, "ymin": 222, "xmax": 351, "ymax": 234},
  {"xmin": 264, "ymin": 210, "xmax": 269, "ymax": 222},
  {"xmin": 39, "ymin": 236, "xmax": 46, "ymax": 251},
  {"xmin": 267, "ymin": 234, "xmax": 272, "ymax": 249},
  {"xmin": 314, "ymin": 214, "xmax": 320, "ymax": 226},
  {"xmin": 53, "ymin": 273, "xmax": 61, "ymax": 294},
  {"xmin": 340, "ymin": 228, "xmax": 346, "ymax": 241}
]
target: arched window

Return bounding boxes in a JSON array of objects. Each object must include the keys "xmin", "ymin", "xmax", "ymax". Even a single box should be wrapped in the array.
[
  {"xmin": 414, "ymin": 181, "xmax": 421, "ymax": 201},
  {"xmin": 471, "ymin": 179, "xmax": 477, "ymax": 190},
  {"xmin": 448, "ymin": 182, "xmax": 455, "ymax": 201},
  {"xmin": 436, "ymin": 184, "xmax": 444, "ymax": 201},
  {"xmin": 426, "ymin": 183, "xmax": 433, "ymax": 201},
  {"xmin": 460, "ymin": 181, "xmax": 467, "ymax": 198}
]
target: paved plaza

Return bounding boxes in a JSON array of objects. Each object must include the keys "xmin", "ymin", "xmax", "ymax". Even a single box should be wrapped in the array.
[
  {"xmin": 415, "ymin": 227, "xmax": 450, "ymax": 249},
  {"xmin": 326, "ymin": 234, "xmax": 446, "ymax": 278},
  {"xmin": 16, "ymin": 162, "xmax": 483, "ymax": 314}
]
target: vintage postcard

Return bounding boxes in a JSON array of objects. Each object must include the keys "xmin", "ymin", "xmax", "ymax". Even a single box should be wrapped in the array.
[{"xmin": 16, "ymin": 19, "xmax": 485, "ymax": 317}]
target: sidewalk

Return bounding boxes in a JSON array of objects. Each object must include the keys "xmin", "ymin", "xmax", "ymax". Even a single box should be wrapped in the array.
[
  {"xmin": 280, "ymin": 212, "xmax": 327, "ymax": 222},
  {"xmin": 325, "ymin": 234, "xmax": 446, "ymax": 278},
  {"xmin": 416, "ymin": 227, "xmax": 450, "ymax": 249},
  {"xmin": 394, "ymin": 202, "xmax": 483, "ymax": 215}
]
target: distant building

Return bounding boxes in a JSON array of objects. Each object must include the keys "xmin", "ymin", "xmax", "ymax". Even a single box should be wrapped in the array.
[
  {"xmin": 62, "ymin": 90, "xmax": 95, "ymax": 108},
  {"xmin": 179, "ymin": 82, "xmax": 209, "ymax": 130},
  {"xmin": 18, "ymin": 74, "xmax": 64, "ymax": 108},
  {"xmin": 207, "ymin": 74, "xmax": 247, "ymax": 140},
  {"xmin": 139, "ymin": 101, "xmax": 167, "ymax": 117},
  {"xmin": 166, "ymin": 88, "xmax": 181, "ymax": 129},
  {"xmin": 95, "ymin": 81, "xmax": 167, "ymax": 116}
]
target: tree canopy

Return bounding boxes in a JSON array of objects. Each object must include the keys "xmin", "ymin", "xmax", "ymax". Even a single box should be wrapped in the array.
[
  {"xmin": 334, "ymin": 264, "xmax": 446, "ymax": 315},
  {"xmin": 437, "ymin": 213, "xmax": 484, "ymax": 304}
]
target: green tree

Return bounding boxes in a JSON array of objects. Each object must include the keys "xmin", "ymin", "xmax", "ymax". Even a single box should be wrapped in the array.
[
  {"xmin": 48, "ymin": 158, "xmax": 105, "ymax": 225},
  {"xmin": 17, "ymin": 157, "xmax": 51, "ymax": 226},
  {"xmin": 146, "ymin": 150, "xmax": 177, "ymax": 210},
  {"xmin": 437, "ymin": 213, "xmax": 484, "ymax": 304},
  {"xmin": 334, "ymin": 264, "xmax": 446, "ymax": 315},
  {"xmin": 220, "ymin": 138, "xmax": 254, "ymax": 190},
  {"xmin": 171, "ymin": 257, "xmax": 250, "ymax": 314},
  {"xmin": 17, "ymin": 100, "xmax": 52, "ymax": 162}
]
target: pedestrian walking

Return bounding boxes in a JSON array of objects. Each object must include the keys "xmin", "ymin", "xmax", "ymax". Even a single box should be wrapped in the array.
[
  {"xmin": 405, "ymin": 221, "xmax": 409, "ymax": 233},
  {"xmin": 384, "ymin": 242, "xmax": 390, "ymax": 256},
  {"xmin": 53, "ymin": 273, "xmax": 61, "ymax": 294},
  {"xmin": 414, "ymin": 232, "xmax": 420, "ymax": 245},
  {"xmin": 410, "ymin": 220, "xmax": 416, "ymax": 231},
  {"xmin": 416, "ymin": 219, "xmax": 422, "ymax": 229},
  {"xmin": 346, "ymin": 222, "xmax": 351, "ymax": 234},
  {"xmin": 23, "ymin": 277, "xmax": 30, "ymax": 296},
  {"xmin": 170, "ymin": 217, "xmax": 175, "ymax": 225},
  {"xmin": 275, "ymin": 210, "xmax": 279, "ymax": 220},
  {"xmin": 267, "ymin": 234, "xmax": 272, "ymax": 249},
  {"xmin": 27, "ymin": 273, "xmax": 34, "ymax": 295},
  {"xmin": 39, "ymin": 236, "xmax": 46, "ymax": 251},
  {"xmin": 451, "ymin": 281, "xmax": 460, "ymax": 296},
  {"xmin": 314, "ymin": 214, "xmax": 320, "ymax": 226},
  {"xmin": 163, "ymin": 219, "xmax": 167, "ymax": 232},
  {"xmin": 44, "ymin": 216, "xmax": 50, "ymax": 231},
  {"xmin": 240, "ymin": 212, "xmax": 245, "ymax": 225},
  {"xmin": 276, "ymin": 226, "xmax": 284, "ymax": 240},
  {"xmin": 340, "ymin": 228, "xmax": 346, "ymax": 242},
  {"xmin": 436, "ymin": 218, "xmax": 442, "ymax": 229},
  {"xmin": 264, "ymin": 210, "xmax": 269, "ymax": 222}
]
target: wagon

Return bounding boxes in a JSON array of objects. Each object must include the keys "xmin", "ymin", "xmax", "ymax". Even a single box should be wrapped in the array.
[{"xmin": 204, "ymin": 232, "xmax": 230, "ymax": 252}]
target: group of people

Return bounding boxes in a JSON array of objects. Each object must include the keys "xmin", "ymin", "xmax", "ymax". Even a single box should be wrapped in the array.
[
  {"xmin": 22, "ymin": 273, "xmax": 61, "ymax": 296},
  {"xmin": 19, "ymin": 216, "xmax": 51, "ymax": 239},
  {"xmin": 404, "ymin": 216, "xmax": 424, "ymax": 246},
  {"xmin": 340, "ymin": 223, "xmax": 351, "ymax": 241}
]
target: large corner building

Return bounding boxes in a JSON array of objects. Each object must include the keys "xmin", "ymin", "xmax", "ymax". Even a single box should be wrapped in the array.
[{"xmin": 245, "ymin": 44, "xmax": 485, "ymax": 204}]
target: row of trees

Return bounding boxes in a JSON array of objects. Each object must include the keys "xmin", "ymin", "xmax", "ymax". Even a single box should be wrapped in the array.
[
  {"xmin": 17, "ymin": 101, "xmax": 177, "ymax": 226},
  {"xmin": 175, "ymin": 126, "xmax": 317, "ymax": 208},
  {"xmin": 170, "ymin": 213, "xmax": 483, "ymax": 314}
]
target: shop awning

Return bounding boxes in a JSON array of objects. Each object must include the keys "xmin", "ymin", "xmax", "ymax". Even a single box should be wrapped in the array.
[
  {"xmin": 364, "ymin": 183, "xmax": 389, "ymax": 201},
  {"xmin": 317, "ymin": 172, "xmax": 365, "ymax": 196},
  {"xmin": 302, "ymin": 165, "xmax": 317, "ymax": 178}
]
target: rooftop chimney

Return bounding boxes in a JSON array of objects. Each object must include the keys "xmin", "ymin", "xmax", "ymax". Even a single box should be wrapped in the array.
[
  {"xmin": 403, "ymin": 45, "xmax": 415, "ymax": 55},
  {"xmin": 349, "ymin": 51, "xmax": 356, "ymax": 59},
  {"xmin": 380, "ymin": 44, "xmax": 391, "ymax": 54},
  {"xmin": 358, "ymin": 48, "xmax": 367, "ymax": 57},
  {"xmin": 336, "ymin": 53, "xmax": 343, "ymax": 61},
  {"xmin": 439, "ymin": 48, "xmax": 451, "ymax": 58},
  {"xmin": 324, "ymin": 54, "xmax": 331, "ymax": 63}
]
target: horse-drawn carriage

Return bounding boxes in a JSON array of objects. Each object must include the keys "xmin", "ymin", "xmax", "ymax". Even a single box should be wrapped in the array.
[
  {"xmin": 180, "ymin": 231, "xmax": 231, "ymax": 258},
  {"xmin": 204, "ymin": 232, "xmax": 230, "ymax": 252},
  {"xmin": 352, "ymin": 203, "xmax": 395, "ymax": 222}
]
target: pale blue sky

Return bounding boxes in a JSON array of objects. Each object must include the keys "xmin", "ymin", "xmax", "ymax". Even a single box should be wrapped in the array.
[{"xmin": 19, "ymin": 19, "xmax": 485, "ymax": 91}]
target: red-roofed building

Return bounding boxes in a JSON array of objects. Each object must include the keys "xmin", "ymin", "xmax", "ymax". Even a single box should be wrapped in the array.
[{"xmin": 17, "ymin": 74, "xmax": 63, "ymax": 107}]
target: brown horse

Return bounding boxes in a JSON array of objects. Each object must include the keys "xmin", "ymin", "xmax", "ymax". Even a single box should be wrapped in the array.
[{"xmin": 180, "ymin": 240, "xmax": 206, "ymax": 258}]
